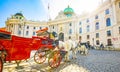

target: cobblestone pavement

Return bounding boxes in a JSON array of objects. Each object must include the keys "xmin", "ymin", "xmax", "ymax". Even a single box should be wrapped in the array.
[{"xmin": 3, "ymin": 50, "xmax": 120, "ymax": 72}]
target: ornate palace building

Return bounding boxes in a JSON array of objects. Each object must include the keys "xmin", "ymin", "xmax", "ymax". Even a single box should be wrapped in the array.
[
  {"xmin": 6, "ymin": 13, "xmax": 48, "ymax": 38},
  {"xmin": 5, "ymin": 0, "xmax": 120, "ymax": 48}
]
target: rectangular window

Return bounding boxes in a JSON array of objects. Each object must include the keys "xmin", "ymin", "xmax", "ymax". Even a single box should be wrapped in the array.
[
  {"xmin": 95, "ymin": 22, "xmax": 99, "ymax": 30},
  {"xmin": 86, "ymin": 19, "xmax": 89, "ymax": 23},
  {"xmin": 96, "ymin": 40, "xmax": 100, "ymax": 45},
  {"xmin": 33, "ymin": 32, "xmax": 35, "ymax": 36},
  {"xmin": 53, "ymin": 26, "xmax": 54, "ymax": 29},
  {"xmin": 87, "ymin": 25, "xmax": 90, "ymax": 32},
  {"xmin": 27, "ymin": 26, "xmax": 29, "ymax": 29},
  {"xmin": 79, "ymin": 21, "xmax": 82, "ymax": 25},
  {"xmin": 39, "ymin": 27, "xmax": 42, "ymax": 29},
  {"xmin": 87, "ymin": 35, "xmax": 90, "ymax": 39},
  {"xmin": 69, "ymin": 29, "xmax": 72, "ymax": 34},
  {"xmin": 107, "ymin": 39, "xmax": 112, "ymax": 46},
  {"xmin": 95, "ymin": 15, "xmax": 98, "ymax": 19},
  {"xmin": 18, "ymin": 30, "xmax": 21, "ymax": 35},
  {"xmin": 33, "ymin": 27, "xmax": 36, "ymax": 29},
  {"xmin": 79, "ymin": 28, "xmax": 82, "ymax": 34},
  {"xmin": 18, "ymin": 24, "xmax": 21, "ymax": 28},
  {"xmin": 96, "ymin": 33, "xmax": 99, "ymax": 38},
  {"xmin": 69, "ymin": 23, "xmax": 72, "ymax": 26},
  {"xmin": 26, "ymin": 31, "xmax": 29, "ymax": 36},
  {"xmin": 107, "ymin": 30, "xmax": 111, "ymax": 36},
  {"xmin": 105, "ymin": 9, "xmax": 109, "ymax": 14}
]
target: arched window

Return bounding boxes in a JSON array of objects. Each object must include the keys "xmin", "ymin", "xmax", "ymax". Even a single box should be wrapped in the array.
[
  {"xmin": 87, "ymin": 25, "xmax": 90, "ymax": 32},
  {"xmin": 33, "ymin": 27, "xmax": 36, "ymax": 29},
  {"xmin": 18, "ymin": 30, "xmax": 21, "ymax": 35},
  {"xmin": 33, "ymin": 32, "xmax": 35, "ymax": 36},
  {"xmin": 69, "ymin": 23, "xmax": 72, "ymax": 26},
  {"xmin": 96, "ymin": 40, "xmax": 100, "ymax": 45},
  {"xmin": 69, "ymin": 29, "xmax": 72, "ymax": 34},
  {"xmin": 106, "ymin": 18, "xmax": 111, "ymax": 26},
  {"xmin": 95, "ymin": 22, "xmax": 99, "ymax": 30},
  {"xmin": 27, "ymin": 26, "xmax": 29, "ymax": 29},
  {"xmin": 105, "ymin": 9, "xmax": 109, "ymax": 14},
  {"xmin": 79, "ymin": 27, "xmax": 82, "ymax": 34},
  {"xmin": 79, "ymin": 21, "xmax": 82, "ymax": 25},
  {"xmin": 26, "ymin": 31, "xmax": 29, "ymax": 36},
  {"xmin": 95, "ymin": 15, "xmax": 98, "ymax": 19}
]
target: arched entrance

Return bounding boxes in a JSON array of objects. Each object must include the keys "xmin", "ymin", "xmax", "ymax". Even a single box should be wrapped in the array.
[{"xmin": 59, "ymin": 33, "xmax": 64, "ymax": 41}]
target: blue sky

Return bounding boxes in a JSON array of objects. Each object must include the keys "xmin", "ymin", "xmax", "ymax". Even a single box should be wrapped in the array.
[{"xmin": 0, "ymin": 0, "xmax": 47, "ymax": 27}]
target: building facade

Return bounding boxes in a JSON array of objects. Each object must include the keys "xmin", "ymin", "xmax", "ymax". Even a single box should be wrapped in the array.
[
  {"xmin": 48, "ymin": 0, "xmax": 120, "ymax": 48},
  {"xmin": 5, "ymin": 0, "xmax": 120, "ymax": 48},
  {"xmin": 6, "ymin": 13, "xmax": 48, "ymax": 38}
]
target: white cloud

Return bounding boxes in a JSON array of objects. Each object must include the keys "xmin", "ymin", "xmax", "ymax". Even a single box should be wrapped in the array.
[{"xmin": 41, "ymin": 0, "xmax": 101, "ymax": 20}]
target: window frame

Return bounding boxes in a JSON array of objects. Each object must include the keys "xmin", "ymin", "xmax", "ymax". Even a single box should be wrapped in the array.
[
  {"xmin": 95, "ymin": 22, "xmax": 99, "ymax": 30},
  {"xmin": 69, "ymin": 23, "xmax": 72, "ymax": 26},
  {"xmin": 107, "ymin": 39, "xmax": 112, "ymax": 46},
  {"xmin": 69, "ymin": 29, "xmax": 72, "ymax": 34},
  {"xmin": 27, "ymin": 26, "xmax": 29, "ymax": 29},
  {"xmin": 79, "ymin": 27, "xmax": 82, "ymax": 34},
  {"xmin": 87, "ymin": 35, "xmax": 90, "ymax": 39},
  {"xmin": 96, "ymin": 33, "xmax": 99, "ymax": 38},
  {"xmin": 106, "ymin": 18, "xmax": 111, "ymax": 27},
  {"xmin": 107, "ymin": 30, "xmax": 111, "ymax": 36},
  {"xmin": 33, "ymin": 32, "xmax": 36, "ymax": 36},
  {"xmin": 26, "ymin": 31, "xmax": 29, "ymax": 36},
  {"xmin": 95, "ymin": 15, "xmax": 98, "ymax": 19},
  {"xmin": 18, "ymin": 30, "xmax": 21, "ymax": 35},
  {"xmin": 96, "ymin": 40, "xmax": 100, "ymax": 45},
  {"xmin": 105, "ymin": 9, "xmax": 109, "ymax": 15},
  {"xmin": 87, "ymin": 25, "xmax": 90, "ymax": 32}
]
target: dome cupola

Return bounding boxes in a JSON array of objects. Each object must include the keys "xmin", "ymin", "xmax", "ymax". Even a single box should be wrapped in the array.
[
  {"xmin": 15, "ymin": 12, "xmax": 23, "ymax": 17},
  {"xmin": 64, "ymin": 5, "xmax": 74, "ymax": 17},
  {"xmin": 14, "ymin": 12, "xmax": 24, "ymax": 19}
]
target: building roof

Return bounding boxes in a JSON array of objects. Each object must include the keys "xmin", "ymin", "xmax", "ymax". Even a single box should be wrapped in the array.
[
  {"xmin": 0, "ymin": 27, "xmax": 6, "ymax": 31},
  {"xmin": 15, "ymin": 12, "xmax": 24, "ymax": 17},
  {"xmin": 64, "ymin": 5, "xmax": 74, "ymax": 15}
]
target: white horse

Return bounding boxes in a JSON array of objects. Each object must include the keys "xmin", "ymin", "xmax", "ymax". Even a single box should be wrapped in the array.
[
  {"xmin": 76, "ymin": 44, "xmax": 88, "ymax": 55},
  {"xmin": 58, "ymin": 40, "xmax": 77, "ymax": 60},
  {"xmin": 57, "ymin": 40, "xmax": 88, "ymax": 55}
]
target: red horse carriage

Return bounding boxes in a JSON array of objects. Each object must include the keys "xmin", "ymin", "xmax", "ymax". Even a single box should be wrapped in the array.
[{"xmin": 0, "ymin": 28, "xmax": 67, "ymax": 72}]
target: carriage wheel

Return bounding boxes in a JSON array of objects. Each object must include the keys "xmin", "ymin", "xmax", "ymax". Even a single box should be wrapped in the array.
[
  {"xmin": 48, "ymin": 50, "xmax": 62, "ymax": 68},
  {"xmin": 0, "ymin": 57, "xmax": 3, "ymax": 72},
  {"xmin": 34, "ymin": 49, "xmax": 46, "ymax": 64}
]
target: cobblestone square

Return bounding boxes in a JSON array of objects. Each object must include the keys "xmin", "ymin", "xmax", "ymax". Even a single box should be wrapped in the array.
[{"xmin": 3, "ymin": 50, "xmax": 120, "ymax": 72}]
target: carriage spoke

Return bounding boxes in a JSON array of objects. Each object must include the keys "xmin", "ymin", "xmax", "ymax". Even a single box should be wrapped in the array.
[
  {"xmin": 34, "ymin": 50, "xmax": 46, "ymax": 64},
  {"xmin": 48, "ymin": 51, "xmax": 62, "ymax": 68},
  {"xmin": 0, "ymin": 58, "xmax": 3, "ymax": 72}
]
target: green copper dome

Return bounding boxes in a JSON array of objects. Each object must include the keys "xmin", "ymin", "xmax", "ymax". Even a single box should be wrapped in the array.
[
  {"xmin": 15, "ymin": 12, "xmax": 23, "ymax": 17},
  {"xmin": 64, "ymin": 5, "xmax": 74, "ymax": 17}
]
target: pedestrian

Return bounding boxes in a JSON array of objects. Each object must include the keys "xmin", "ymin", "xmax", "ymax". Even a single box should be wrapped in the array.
[{"xmin": 100, "ymin": 43, "xmax": 104, "ymax": 50}]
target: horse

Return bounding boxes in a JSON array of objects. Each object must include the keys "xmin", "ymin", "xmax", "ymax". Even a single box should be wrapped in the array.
[
  {"xmin": 76, "ymin": 43, "xmax": 89, "ymax": 55},
  {"xmin": 54, "ymin": 39, "xmax": 77, "ymax": 60}
]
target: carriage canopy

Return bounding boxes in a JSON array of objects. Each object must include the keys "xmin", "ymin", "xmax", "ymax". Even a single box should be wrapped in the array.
[{"xmin": 0, "ymin": 30, "xmax": 11, "ymax": 39}]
